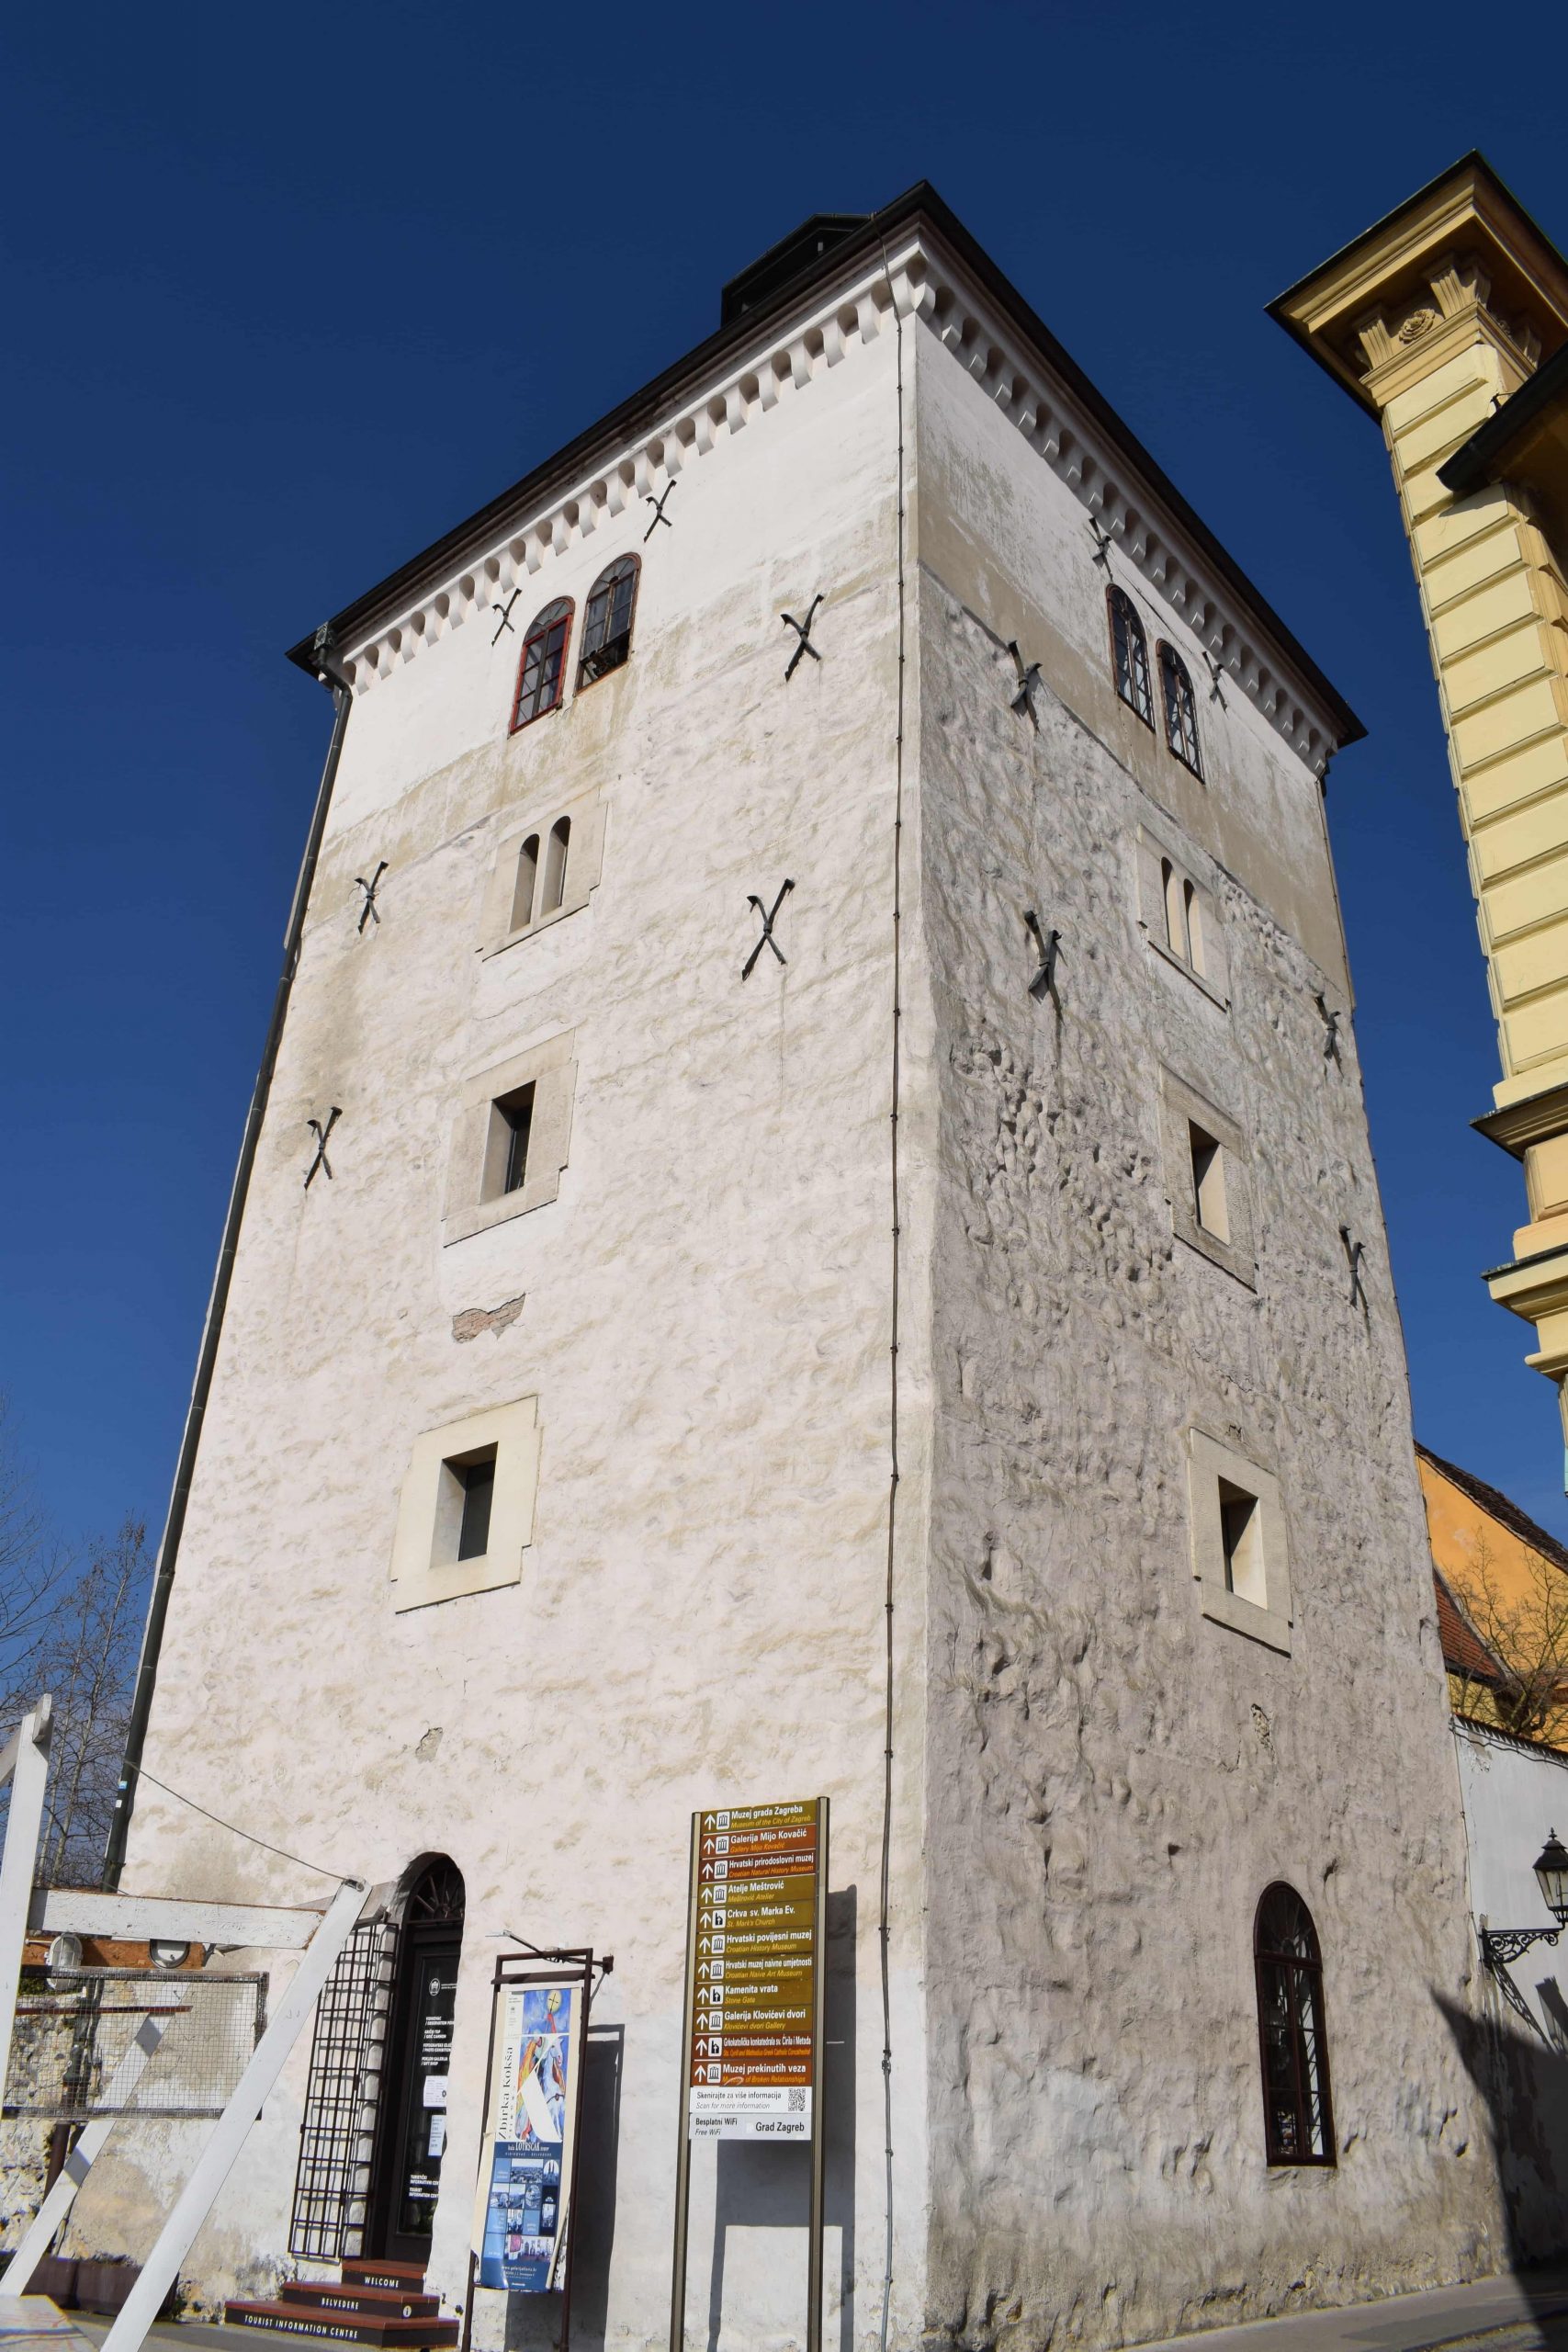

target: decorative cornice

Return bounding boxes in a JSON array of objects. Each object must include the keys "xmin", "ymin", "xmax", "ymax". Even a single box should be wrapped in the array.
[{"xmin": 333, "ymin": 226, "xmax": 1348, "ymax": 775}]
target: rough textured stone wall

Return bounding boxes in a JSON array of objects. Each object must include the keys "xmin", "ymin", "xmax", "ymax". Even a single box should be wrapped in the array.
[
  {"xmin": 68, "ymin": 325, "xmax": 932, "ymax": 2350},
  {"xmin": 912, "ymin": 337, "xmax": 1506, "ymax": 2348}
]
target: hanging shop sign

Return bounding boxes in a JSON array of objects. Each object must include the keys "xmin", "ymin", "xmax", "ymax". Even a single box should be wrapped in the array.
[{"xmin": 471, "ymin": 1969, "xmax": 586, "ymax": 2298}]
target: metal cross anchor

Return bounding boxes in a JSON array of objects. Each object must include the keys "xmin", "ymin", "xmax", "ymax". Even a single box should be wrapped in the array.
[
  {"xmin": 354, "ymin": 861, "xmax": 388, "ymax": 933},
  {"xmin": 741, "ymin": 878, "xmax": 795, "ymax": 980},
  {"xmin": 1340, "ymin": 1226, "xmax": 1368, "ymax": 1311},
  {"xmin": 1089, "ymin": 517, "xmax": 1115, "ymax": 570},
  {"xmin": 1023, "ymin": 910, "xmax": 1060, "ymax": 1003},
  {"xmin": 1201, "ymin": 650, "xmax": 1228, "ymax": 707},
  {"xmin": 644, "ymin": 481, "xmax": 677, "ymax": 541},
  {"xmin": 491, "ymin": 590, "xmax": 522, "ymax": 644},
  {"xmin": 1007, "ymin": 640, "xmax": 1042, "ymax": 728},
  {"xmin": 304, "ymin": 1106, "xmax": 342, "ymax": 1190},
  {"xmin": 1314, "ymin": 992, "xmax": 1341, "ymax": 1064},
  {"xmin": 781, "ymin": 594, "xmax": 824, "ymax": 682}
]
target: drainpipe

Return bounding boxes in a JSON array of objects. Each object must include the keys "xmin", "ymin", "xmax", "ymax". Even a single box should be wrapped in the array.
[{"xmin": 103, "ymin": 627, "xmax": 355, "ymax": 1889}]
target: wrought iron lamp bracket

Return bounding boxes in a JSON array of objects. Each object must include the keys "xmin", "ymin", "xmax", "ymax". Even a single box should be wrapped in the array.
[{"xmin": 1482, "ymin": 1924, "xmax": 1561, "ymax": 1968}]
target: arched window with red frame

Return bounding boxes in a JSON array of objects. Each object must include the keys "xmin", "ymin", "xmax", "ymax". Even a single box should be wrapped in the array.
[
  {"xmin": 1159, "ymin": 641, "xmax": 1203, "ymax": 777},
  {"xmin": 1108, "ymin": 586, "xmax": 1153, "ymax": 727},
  {"xmin": 577, "ymin": 555, "xmax": 640, "ymax": 689},
  {"xmin": 511, "ymin": 597, "xmax": 573, "ymax": 732},
  {"xmin": 1254, "ymin": 1883, "xmax": 1336, "ymax": 2165}
]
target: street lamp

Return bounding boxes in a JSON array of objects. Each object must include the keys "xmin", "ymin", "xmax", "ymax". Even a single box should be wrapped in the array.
[{"xmin": 1481, "ymin": 1829, "xmax": 1568, "ymax": 1969}]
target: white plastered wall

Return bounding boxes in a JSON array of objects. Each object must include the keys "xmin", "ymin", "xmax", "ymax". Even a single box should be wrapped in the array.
[{"xmin": 69, "ymin": 313, "xmax": 933, "ymax": 2352}]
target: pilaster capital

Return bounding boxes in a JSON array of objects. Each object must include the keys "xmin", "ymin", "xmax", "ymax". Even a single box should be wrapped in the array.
[{"xmin": 1271, "ymin": 155, "xmax": 1568, "ymax": 419}]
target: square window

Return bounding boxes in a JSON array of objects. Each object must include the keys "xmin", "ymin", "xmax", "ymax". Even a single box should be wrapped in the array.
[
  {"xmin": 1188, "ymin": 1431, "xmax": 1292, "ymax": 1652},
  {"xmin": 444, "ymin": 1035, "xmax": 577, "ymax": 1247},
  {"xmin": 391, "ymin": 1398, "xmax": 541, "ymax": 1612},
  {"xmin": 1159, "ymin": 1071, "xmax": 1253, "ymax": 1286},
  {"xmin": 434, "ymin": 1447, "xmax": 497, "ymax": 1566},
  {"xmin": 483, "ymin": 1084, "xmax": 536, "ymax": 1203}
]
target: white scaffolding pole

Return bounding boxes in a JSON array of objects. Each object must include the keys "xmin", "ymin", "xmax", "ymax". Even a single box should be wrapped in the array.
[
  {"xmin": 0, "ymin": 1700, "xmax": 53, "ymax": 2108},
  {"xmin": 97, "ymin": 1875, "xmax": 365, "ymax": 2352}
]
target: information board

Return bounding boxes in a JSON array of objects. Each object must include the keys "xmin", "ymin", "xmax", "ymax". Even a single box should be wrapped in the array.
[{"xmin": 682, "ymin": 1798, "xmax": 826, "ymax": 2143}]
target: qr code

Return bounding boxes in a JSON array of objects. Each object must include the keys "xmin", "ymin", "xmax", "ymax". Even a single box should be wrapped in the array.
[{"xmin": 788, "ymin": 2090, "xmax": 806, "ymax": 2111}]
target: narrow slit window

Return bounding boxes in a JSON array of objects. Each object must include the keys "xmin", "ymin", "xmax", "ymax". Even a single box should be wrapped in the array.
[
  {"xmin": 511, "ymin": 835, "xmax": 540, "ymax": 932},
  {"xmin": 456, "ymin": 1454, "xmax": 496, "ymax": 1561},
  {"xmin": 511, "ymin": 599, "xmax": 573, "ymax": 731},
  {"xmin": 433, "ymin": 1443, "xmax": 500, "ymax": 1568},
  {"xmin": 1183, "ymin": 879, "xmax": 1205, "ymax": 977},
  {"xmin": 1255, "ymin": 1884, "xmax": 1335, "ymax": 2165},
  {"xmin": 1219, "ymin": 1479, "xmax": 1266, "ymax": 1606},
  {"xmin": 1159, "ymin": 642, "xmax": 1203, "ymax": 777},
  {"xmin": 1109, "ymin": 587, "xmax": 1153, "ymax": 727},
  {"xmin": 1190, "ymin": 1123, "xmax": 1229, "ymax": 1241},
  {"xmin": 577, "ymin": 555, "xmax": 640, "ymax": 689},
  {"xmin": 482, "ymin": 1082, "xmax": 536, "ymax": 1202},
  {"xmin": 542, "ymin": 816, "xmax": 571, "ymax": 916},
  {"xmin": 1163, "ymin": 859, "xmax": 1190, "ymax": 963}
]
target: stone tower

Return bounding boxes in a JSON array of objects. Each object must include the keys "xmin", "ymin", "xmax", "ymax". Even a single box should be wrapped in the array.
[
  {"xmin": 85, "ymin": 187, "xmax": 1510, "ymax": 2346},
  {"xmin": 1273, "ymin": 155, "xmax": 1568, "ymax": 1446}
]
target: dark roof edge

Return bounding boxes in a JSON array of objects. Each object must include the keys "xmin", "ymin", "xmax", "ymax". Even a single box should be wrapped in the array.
[
  {"xmin": 287, "ymin": 183, "xmax": 1363, "ymax": 748},
  {"xmin": 1439, "ymin": 336, "xmax": 1568, "ymax": 495},
  {"xmin": 1416, "ymin": 1438, "xmax": 1568, "ymax": 1577}
]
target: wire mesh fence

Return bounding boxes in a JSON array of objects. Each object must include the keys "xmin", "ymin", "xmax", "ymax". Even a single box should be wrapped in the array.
[{"xmin": 4, "ymin": 1967, "xmax": 266, "ymax": 2122}]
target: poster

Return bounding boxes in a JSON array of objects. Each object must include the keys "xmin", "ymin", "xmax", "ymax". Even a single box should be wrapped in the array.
[{"xmin": 471, "ymin": 1980, "xmax": 581, "ymax": 2294}]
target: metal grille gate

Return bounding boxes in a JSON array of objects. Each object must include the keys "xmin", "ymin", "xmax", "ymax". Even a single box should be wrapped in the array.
[{"xmin": 288, "ymin": 1917, "xmax": 398, "ymax": 2259}]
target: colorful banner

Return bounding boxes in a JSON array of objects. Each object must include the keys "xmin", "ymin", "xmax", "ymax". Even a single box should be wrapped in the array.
[{"xmin": 471, "ymin": 1980, "xmax": 581, "ymax": 2293}]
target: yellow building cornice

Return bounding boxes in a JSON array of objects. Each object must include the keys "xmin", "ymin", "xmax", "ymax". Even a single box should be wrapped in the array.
[{"xmin": 1270, "ymin": 153, "xmax": 1568, "ymax": 413}]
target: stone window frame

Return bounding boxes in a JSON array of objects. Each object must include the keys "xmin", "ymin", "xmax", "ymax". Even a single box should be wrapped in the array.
[
  {"xmin": 1134, "ymin": 826, "xmax": 1228, "ymax": 1007},
  {"xmin": 443, "ymin": 1030, "xmax": 577, "ymax": 1247},
  {"xmin": 481, "ymin": 786, "xmax": 606, "ymax": 960},
  {"xmin": 1158, "ymin": 1067, "xmax": 1254, "ymax": 1287},
  {"xmin": 1187, "ymin": 1428, "xmax": 1292, "ymax": 1655},
  {"xmin": 389, "ymin": 1393, "xmax": 541, "ymax": 1613}
]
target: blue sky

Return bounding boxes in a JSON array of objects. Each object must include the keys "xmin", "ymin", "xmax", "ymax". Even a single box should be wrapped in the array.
[{"xmin": 4, "ymin": 2, "xmax": 1567, "ymax": 1549}]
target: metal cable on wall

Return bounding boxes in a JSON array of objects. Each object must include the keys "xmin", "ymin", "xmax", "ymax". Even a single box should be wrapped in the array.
[{"xmin": 875, "ymin": 234, "xmax": 908, "ymax": 2352}]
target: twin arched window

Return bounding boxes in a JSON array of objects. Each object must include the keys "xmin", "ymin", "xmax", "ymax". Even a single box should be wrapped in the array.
[
  {"xmin": 1107, "ymin": 587, "xmax": 1204, "ymax": 779},
  {"xmin": 1109, "ymin": 587, "xmax": 1153, "ymax": 727},
  {"xmin": 578, "ymin": 556, "xmax": 639, "ymax": 688},
  {"xmin": 509, "ymin": 556, "xmax": 642, "ymax": 733},
  {"xmin": 1160, "ymin": 643, "xmax": 1202, "ymax": 777},
  {"xmin": 1255, "ymin": 1883, "xmax": 1335, "ymax": 2165},
  {"xmin": 512, "ymin": 597, "xmax": 573, "ymax": 730},
  {"xmin": 510, "ymin": 815, "xmax": 572, "ymax": 933}
]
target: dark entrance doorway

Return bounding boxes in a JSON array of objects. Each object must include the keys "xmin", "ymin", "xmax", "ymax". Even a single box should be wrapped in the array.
[{"xmin": 367, "ymin": 1857, "xmax": 466, "ymax": 2262}]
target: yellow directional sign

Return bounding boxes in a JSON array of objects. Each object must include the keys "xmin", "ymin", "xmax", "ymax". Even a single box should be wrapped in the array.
[{"xmin": 680, "ymin": 1798, "xmax": 827, "ymax": 2143}]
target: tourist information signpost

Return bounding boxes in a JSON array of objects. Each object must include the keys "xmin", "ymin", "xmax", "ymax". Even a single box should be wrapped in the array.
[{"xmin": 669, "ymin": 1797, "xmax": 829, "ymax": 2352}]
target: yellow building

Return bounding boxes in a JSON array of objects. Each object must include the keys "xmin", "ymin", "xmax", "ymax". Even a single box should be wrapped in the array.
[
  {"xmin": 1273, "ymin": 158, "xmax": 1568, "ymax": 1438},
  {"xmin": 1418, "ymin": 1441, "xmax": 1568, "ymax": 1745}
]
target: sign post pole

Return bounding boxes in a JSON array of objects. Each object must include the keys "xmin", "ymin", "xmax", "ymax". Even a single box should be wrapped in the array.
[
  {"xmin": 672, "ymin": 1798, "xmax": 827, "ymax": 2352},
  {"xmin": 806, "ymin": 1797, "xmax": 829, "ymax": 2352},
  {"xmin": 669, "ymin": 1815, "xmax": 701, "ymax": 2352}
]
